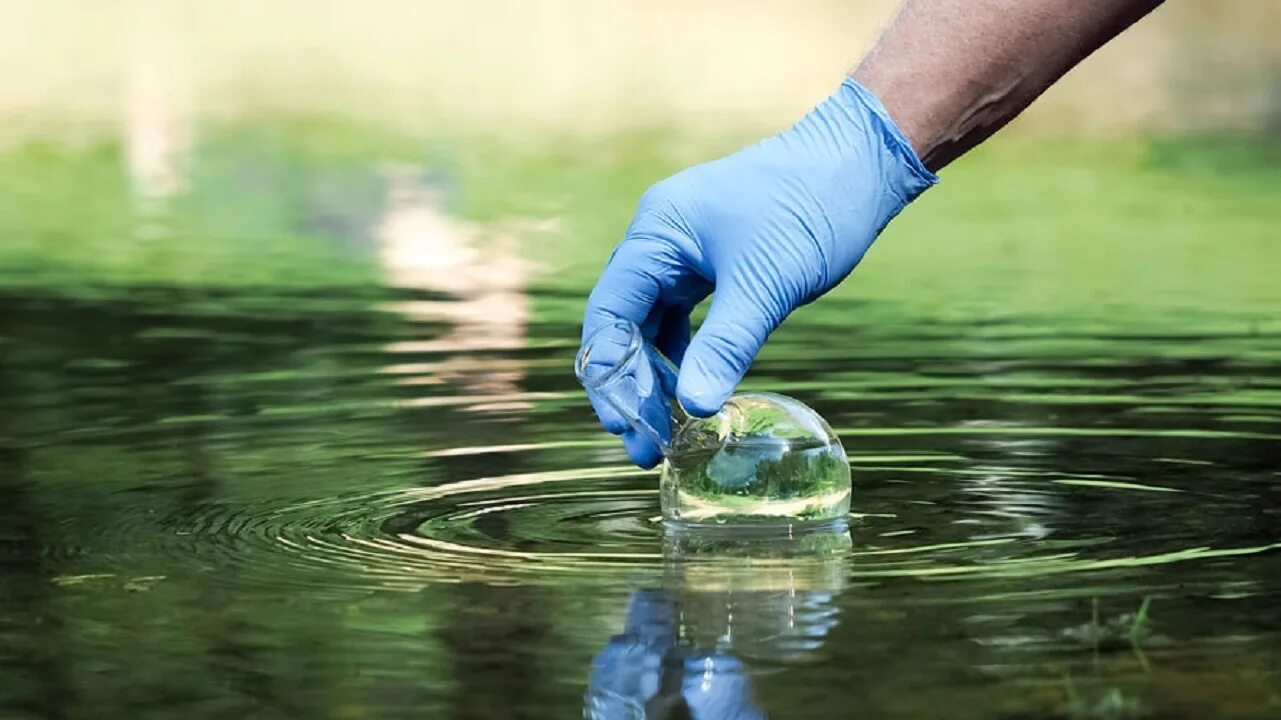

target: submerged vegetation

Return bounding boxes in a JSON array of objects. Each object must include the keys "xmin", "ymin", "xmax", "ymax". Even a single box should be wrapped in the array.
[{"xmin": 1058, "ymin": 598, "xmax": 1158, "ymax": 719}]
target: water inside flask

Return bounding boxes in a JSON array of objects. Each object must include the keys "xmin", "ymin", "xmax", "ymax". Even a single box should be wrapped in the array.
[{"xmin": 576, "ymin": 320, "xmax": 851, "ymax": 530}]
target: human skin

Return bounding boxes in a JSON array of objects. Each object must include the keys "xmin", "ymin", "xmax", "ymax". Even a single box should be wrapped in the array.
[
  {"xmin": 855, "ymin": 0, "xmax": 1165, "ymax": 171},
  {"xmin": 581, "ymin": 0, "xmax": 1168, "ymax": 466}
]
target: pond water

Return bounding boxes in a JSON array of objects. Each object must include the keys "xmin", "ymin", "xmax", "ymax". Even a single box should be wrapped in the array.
[{"xmin": 0, "ymin": 130, "xmax": 1279, "ymax": 719}]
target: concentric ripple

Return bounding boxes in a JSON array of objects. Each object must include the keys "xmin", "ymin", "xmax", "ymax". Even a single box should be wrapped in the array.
[
  {"xmin": 139, "ymin": 466, "xmax": 661, "ymax": 591},
  {"xmin": 2, "ymin": 279, "xmax": 1280, "ymax": 719},
  {"xmin": 100, "ymin": 441, "xmax": 1274, "ymax": 595}
]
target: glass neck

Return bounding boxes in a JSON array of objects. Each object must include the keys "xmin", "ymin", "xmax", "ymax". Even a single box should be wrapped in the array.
[{"xmin": 577, "ymin": 320, "xmax": 687, "ymax": 457}]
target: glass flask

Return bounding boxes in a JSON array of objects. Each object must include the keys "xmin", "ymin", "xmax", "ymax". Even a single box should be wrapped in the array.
[{"xmin": 576, "ymin": 319, "xmax": 851, "ymax": 530}]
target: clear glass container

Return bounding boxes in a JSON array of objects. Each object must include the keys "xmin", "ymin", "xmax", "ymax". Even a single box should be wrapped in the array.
[{"xmin": 576, "ymin": 319, "xmax": 851, "ymax": 530}]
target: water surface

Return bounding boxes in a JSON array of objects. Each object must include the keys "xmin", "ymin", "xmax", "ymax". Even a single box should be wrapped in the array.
[{"xmin": 1, "ymin": 129, "xmax": 1279, "ymax": 719}]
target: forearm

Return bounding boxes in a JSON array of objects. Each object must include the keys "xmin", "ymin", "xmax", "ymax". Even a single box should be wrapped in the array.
[{"xmin": 853, "ymin": 0, "xmax": 1164, "ymax": 171}]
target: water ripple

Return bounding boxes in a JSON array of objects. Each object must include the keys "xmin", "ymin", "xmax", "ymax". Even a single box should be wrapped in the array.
[{"xmin": 74, "ymin": 447, "xmax": 1271, "ymax": 594}]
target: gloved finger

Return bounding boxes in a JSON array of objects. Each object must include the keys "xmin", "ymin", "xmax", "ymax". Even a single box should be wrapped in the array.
[
  {"xmin": 580, "ymin": 298, "xmax": 688, "ymax": 450},
  {"xmin": 582, "ymin": 236, "xmax": 711, "ymax": 346},
  {"xmin": 622, "ymin": 429, "xmax": 663, "ymax": 469},
  {"xmin": 587, "ymin": 363, "xmax": 672, "ymax": 461},
  {"xmin": 676, "ymin": 284, "xmax": 786, "ymax": 417},
  {"xmin": 654, "ymin": 308, "xmax": 692, "ymax": 367},
  {"xmin": 582, "ymin": 239, "xmax": 673, "ymax": 346},
  {"xmin": 580, "ymin": 321, "xmax": 643, "ymax": 435},
  {"xmin": 586, "ymin": 389, "xmax": 631, "ymax": 435},
  {"xmin": 595, "ymin": 306, "xmax": 698, "ymax": 444},
  {"xmin": 580, "ymin": 242, "xmax": 670, "ymax": 437}
]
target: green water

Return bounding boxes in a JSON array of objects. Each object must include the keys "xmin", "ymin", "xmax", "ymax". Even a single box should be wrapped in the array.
[{"xmin": 1, "ymin": 125, "xmax": 1280, "ymax": 719}]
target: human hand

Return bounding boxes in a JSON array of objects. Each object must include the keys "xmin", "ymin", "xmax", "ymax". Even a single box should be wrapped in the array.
[{"xmin": 581, "ymin": 79, "xmax": 936, "ymax": 467}]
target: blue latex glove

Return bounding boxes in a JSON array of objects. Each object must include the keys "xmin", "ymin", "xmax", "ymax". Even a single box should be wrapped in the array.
[
  {"xmin": 585, "ymin": 591, "xmax": 767, "ymax": 720},
  {"xmin": 581, "ymin": 79, "xmax": 937, "ymax": 467}
]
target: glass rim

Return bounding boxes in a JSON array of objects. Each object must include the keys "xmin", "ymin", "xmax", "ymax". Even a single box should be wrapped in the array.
[{"xmin": 575, "ymin": 319, "xmax": 644, "ymax": 390}]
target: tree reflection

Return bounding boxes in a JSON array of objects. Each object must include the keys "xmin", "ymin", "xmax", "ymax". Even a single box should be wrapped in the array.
[{"xmin": 586, "ymin": 529, "xmax": 851, "ymax": 719}]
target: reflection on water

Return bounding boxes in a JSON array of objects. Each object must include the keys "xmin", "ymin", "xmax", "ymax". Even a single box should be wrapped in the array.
[
  {"xmin": 588, "ymin": 532, "xmax": 848, "ymax": 719},
  {"xmin": 125, "ymin": 52, "xmax": 541, "ymax": 416},
  {"xmin": 2, "ymin": 273, "xmax": 1278, "ymax": 717},
  {"xmin": 589, "ymin": 591, "xmax": 767, "ymax": 720},
  {"xmin": 376, "ymin": 163, "xmax": 538, "ymax": 415},
  {"xmin": 0, "ymin": 122, "xmax": 1280, "ymax": 718}
]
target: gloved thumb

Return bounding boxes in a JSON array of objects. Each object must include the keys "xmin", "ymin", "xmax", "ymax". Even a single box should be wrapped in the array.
[{"xmin": 676, "ymin": 286, "xmax": 784, "ymax": 417}]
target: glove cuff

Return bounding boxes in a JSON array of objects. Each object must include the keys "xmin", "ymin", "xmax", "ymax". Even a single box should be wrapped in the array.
[{"xmin": 838, "ymin": 77, "xmax": 939, "ymax": 204}]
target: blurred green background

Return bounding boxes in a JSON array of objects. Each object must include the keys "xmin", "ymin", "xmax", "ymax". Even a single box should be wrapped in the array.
[
  {"xmin": 1, "ymin": 0, "xmax": 1278, "ymax": 308},
  {"xmin": 1, "ymin": 3, "xmax": 1280, "ymax": 719}
]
